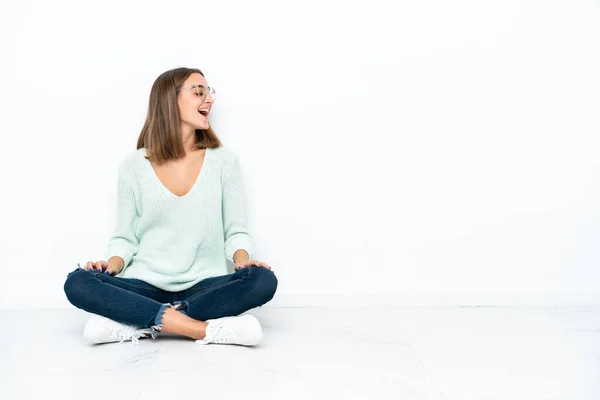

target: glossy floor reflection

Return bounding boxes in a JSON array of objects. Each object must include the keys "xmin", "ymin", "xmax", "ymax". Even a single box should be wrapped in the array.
[{"xmin": 0, "ymin": 306, "xmax": 598, "ymax": 399}]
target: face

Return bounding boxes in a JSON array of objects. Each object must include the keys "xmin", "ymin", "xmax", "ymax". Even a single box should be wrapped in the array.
[{"xmin": 177, "ymin": 73, "xmax": 214, "ymax": 132}]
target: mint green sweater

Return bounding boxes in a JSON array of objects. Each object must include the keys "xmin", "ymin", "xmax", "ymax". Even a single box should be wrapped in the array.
[{"xmin": 105, "ymin": 146, "xmax": 254, "ymax": 291}]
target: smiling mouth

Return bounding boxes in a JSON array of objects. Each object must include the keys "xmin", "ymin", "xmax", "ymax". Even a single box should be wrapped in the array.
[{"xmin": 198, "ymin": 108, "xmax": 210, "ymax": 117}]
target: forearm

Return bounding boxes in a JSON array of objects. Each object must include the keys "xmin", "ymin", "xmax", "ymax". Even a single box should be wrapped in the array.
[{"xmin": 233, "ymin": 249, "xmax": 249, "ymax": 266}]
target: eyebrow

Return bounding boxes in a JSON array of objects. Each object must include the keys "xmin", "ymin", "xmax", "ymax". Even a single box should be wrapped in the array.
[{"xmin": 190, "ymin": 84, "xmax": 206, "ymax": 89}]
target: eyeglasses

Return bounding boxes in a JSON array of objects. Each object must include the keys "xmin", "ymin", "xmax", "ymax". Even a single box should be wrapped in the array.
[{"xmin": 179, "ymin": 84, "xmax": 216, "ymax": 102}]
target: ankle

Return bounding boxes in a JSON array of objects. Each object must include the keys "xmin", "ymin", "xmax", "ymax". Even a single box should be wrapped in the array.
[
  {"xmin": 161, "ymin": 307, "xmax": 208, "ymax": 340},
  {"xmin": 193, "ymin": 321, "xmax": 209, "ymax": 340}
]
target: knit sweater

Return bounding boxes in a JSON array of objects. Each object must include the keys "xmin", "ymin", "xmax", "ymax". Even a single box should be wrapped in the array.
[{"xmin": 105, "ymin": 146, "xmax": 254, "ymax": 291}]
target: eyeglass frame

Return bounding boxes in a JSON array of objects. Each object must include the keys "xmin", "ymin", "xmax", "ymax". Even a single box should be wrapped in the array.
[{"xmin": 178, "ymin": 84, "xmax": 216, "ymax": 101}]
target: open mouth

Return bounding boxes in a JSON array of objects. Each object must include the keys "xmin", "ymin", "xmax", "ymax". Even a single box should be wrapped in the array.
[{"xmin": 198, "ymin": 108, "xmax": 210, "ymax": 118}]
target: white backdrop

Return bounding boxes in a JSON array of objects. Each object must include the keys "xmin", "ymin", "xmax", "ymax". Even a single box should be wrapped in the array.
[{"xmin": 0, "ymin": 0, "xmax": 599, "ymax": 308}]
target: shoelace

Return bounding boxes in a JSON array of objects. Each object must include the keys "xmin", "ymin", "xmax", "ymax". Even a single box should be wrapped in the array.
[{"xmin": 112, "ymin": 325, "xmax": 150, "ymax": 345}]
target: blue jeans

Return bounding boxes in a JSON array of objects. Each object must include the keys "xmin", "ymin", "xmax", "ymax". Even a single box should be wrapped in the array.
[{"xmin": 63, "ymin": 265, "xmax": 278, "ymax": 339}]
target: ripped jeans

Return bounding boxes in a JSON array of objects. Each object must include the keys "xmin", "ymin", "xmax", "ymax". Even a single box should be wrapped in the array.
[{"xmin": 63, "ymin": 265, "xmax": 278, "ymax": 339}]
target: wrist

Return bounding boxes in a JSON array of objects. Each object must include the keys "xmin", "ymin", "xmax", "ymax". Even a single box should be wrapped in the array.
[
  {"xmin": 108, "ymin": 256, "xmax": 125, "ymax": 272},
  {"xmin": 233, "ymin": 249, "xmax": 249, "ymax": 266}
]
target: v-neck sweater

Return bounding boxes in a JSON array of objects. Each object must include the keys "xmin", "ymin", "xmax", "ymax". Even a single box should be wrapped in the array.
[{"xmin": 105, "ymin": 146, "xmax": 254, "ymax": 291}]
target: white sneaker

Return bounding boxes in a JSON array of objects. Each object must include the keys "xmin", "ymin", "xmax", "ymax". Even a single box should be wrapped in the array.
[
  {"xmin": 83, "ymin": 315, "xmax": 152, "ymax": 345},
  {"xmin": 196, "ymin": 315, "xmax": 263, "ymax": 346}
]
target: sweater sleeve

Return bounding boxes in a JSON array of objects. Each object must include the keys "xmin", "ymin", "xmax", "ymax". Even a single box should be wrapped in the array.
[
  {"xmin": 106, "ymin": 163, "xmax": 140, "ymax": 271},
  {"xmin": 222, "ymin": 154, "xmax": 254, "ymax": 264}
]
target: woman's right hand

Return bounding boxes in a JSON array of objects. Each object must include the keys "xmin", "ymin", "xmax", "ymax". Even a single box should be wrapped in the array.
[{"xmin": 83, "ymin": 260, "xmax": 123, "ymax": 276}]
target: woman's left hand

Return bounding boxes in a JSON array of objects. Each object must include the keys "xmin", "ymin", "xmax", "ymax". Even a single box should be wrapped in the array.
[{"xmin": 236, "ymin": 260, "xmax": 272, "ymax": 271}]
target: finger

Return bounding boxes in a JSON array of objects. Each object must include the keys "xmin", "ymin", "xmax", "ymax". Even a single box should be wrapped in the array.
[
  {"xmin": 98, "ymin": 261, "xmax": 108, "ymax": 272},
  {"xmin": 85, "ymin": 261, "xmax": 93, "ymax": 271},
  {"xmin": 260, "ymin": 262, "xmax": 274, "ymax": 272},
  {"xmin": 94, "ymin": 261, "xmax": 104, "ymax": 272},
  {"xmin": 106, "ymin": 263, "xmax": 120, "ymax": 276},
  {"xmin": 251, "ymin": 261, "xmax": 268, "ymax": 269}
]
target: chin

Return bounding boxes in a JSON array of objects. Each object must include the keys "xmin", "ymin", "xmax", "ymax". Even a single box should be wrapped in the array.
[{"xmin": 191, "ymin": 121, "xmax": 209, "ymax": 130}]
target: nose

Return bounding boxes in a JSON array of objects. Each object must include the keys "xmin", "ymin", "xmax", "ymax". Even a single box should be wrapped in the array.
[{"xmin": 204, "ymin": 92, "xmax": 214, "ymax": 105}]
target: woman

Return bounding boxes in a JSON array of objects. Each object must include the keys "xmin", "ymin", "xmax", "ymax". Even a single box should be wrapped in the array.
[{"xmin": 64, "ymin": 67, "xmax": 278, "ymax": 346}]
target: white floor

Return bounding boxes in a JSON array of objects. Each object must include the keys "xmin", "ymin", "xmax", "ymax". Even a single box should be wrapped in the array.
[{"xmin": 0, "ymin": 306, "xmax": 598, "ymax": 400}]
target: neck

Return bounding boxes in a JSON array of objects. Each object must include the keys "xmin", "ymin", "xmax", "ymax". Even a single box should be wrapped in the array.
[{"xmin": 181, "ymin": 125, "xmax": 197, "ymax": 154}]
